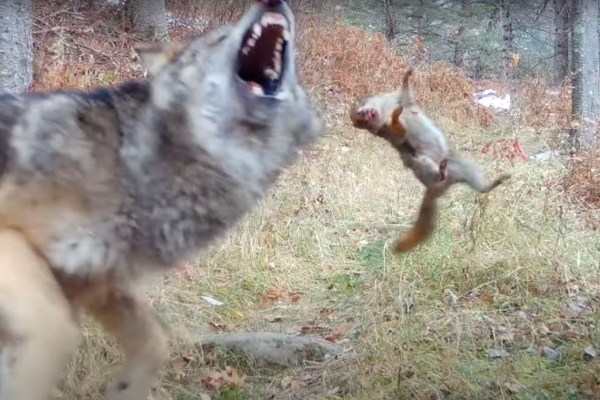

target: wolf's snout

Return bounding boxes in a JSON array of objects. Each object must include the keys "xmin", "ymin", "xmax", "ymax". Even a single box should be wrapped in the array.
[{"xmin": 259, "ymin": 0, "xmax": 284, "ymax": 6}]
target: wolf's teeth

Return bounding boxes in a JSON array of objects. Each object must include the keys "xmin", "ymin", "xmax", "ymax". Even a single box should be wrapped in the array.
[
  {"xmin": 260, "ymin": 13, "xmax": 288, "ymax": 29},
  {"xmin": 253, "ymin": 23, "xmax": 262, "ymax": 38},
  {"xmin": 275, "ymin": 40, "xmax": 283, "ymax": 52},
  {"xmin": 273, "ymin": 58, "xmax": 282, "ymax": 74},
  {"xmin": 247, "ymin": 37, "xmax": 256, "ymax": 47},
  {"xmin": 282, "ymin": 30, "xmax": 290, "ymax": 41},
  {"xmin": 242, "ymin": 46, "xmax": 250, "ymax": 55},
  {"xmin": 264, "ymin": 68, "xmax": 280, "ymax": 80}
]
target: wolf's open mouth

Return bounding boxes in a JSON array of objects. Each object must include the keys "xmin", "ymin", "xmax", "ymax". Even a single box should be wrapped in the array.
[{"xmin": 237, "ymin": 12, "xmax": 289, "ymax": 97}]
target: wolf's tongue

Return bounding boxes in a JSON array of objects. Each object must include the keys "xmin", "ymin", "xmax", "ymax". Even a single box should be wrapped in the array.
[{"xmin": 247, "ymin": 82, "xmax": 264, "ymax": 96}]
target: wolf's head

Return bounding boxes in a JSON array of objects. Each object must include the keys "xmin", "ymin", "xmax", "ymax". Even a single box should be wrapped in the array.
[{"xmin": 133, "ymin": 0, "xmax": 322, "ymax": 192}]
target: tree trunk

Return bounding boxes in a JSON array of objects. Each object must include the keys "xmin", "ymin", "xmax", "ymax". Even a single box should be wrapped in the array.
[
  {"xmin": 384, "ymin": 0, "xmax": 396, "ymax": 42},
  {"xmin": 498, "ymin": 0, "xmax": 516, "ymax": 110},
  {"xmin": 553, "ymin": 0, "xmax": 571, "ymax": 86},
  {"xmin": 127, "ymin": 0, "xmax": 169, "ymax": 42},
  {"xmin": 453, "ymin": 0, "xmax": 470, "ymax": 68},
  {"xmin": 487, "ymin": 4, "xmax": 499, "ymax": 31},
  {"xmin": 570, "ymin": 0, "xmax": 600, "ymax": 149},
  {"xmin": 414, "ymin": 0, "xmax": 426, "ymax": 37},
  {"xmin": 453, "ymin": 26, "xmax": 466, "ymax": 67},
  {"xmin": 499, "ymin": 0, "xmax": 514, "ymax": 83},
  {"xmin": 0, "ymin": 0, "xmax": 33, "ymax": 94}
]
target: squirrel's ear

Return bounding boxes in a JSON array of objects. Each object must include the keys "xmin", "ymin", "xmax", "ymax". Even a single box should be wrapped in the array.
[{"xmin": 134, "ymin": 41, "xmax": 184, "ymax": 77}]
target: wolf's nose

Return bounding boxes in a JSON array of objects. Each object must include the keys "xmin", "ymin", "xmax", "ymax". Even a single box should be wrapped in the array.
[{"xmin": 260, "ymin": 0, "xmax": 284, "ymax": 6}]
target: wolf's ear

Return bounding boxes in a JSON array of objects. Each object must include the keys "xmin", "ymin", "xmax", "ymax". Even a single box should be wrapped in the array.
[{"xmin": 134, "ymin": 41, "xmax": 184, "ymax": 77}]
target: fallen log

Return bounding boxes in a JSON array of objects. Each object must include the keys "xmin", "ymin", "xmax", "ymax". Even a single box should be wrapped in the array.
[{"xmin": 196, "ymin": 332, "xmax": 343, "ymax": 368}]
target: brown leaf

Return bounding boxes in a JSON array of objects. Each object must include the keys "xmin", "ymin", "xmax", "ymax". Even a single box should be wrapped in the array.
[
  {"xmin": 281, "ymin": 375, "xmax": 294, "ymax": 389},
  {"xmin": 208, "ymin": 321, "xmax": 228, "ymax": 332},
  {"xmin": 479, "ymin": 291, "xmax": 494, "ymax": 305},
  {"xmin": 260, "ymin": 288, "xmax": 303, "ymax": 306},
  {"xmin": 319, "ymin": 308, "xmax": 335, "ymax": 321},
  {"xmin": 579, "ymin": 372, "xmax": 600, "ymax": 397},
  {"xmin": 201, "ymin": 373, "xmax": 222, "ymax": 391},
  {"xmin": 201, "ymin": 366, "xmax": 244, "ymax": 391},
  {"xmin": 171, "ymin": 356, "xmax": 192, "ymax": 381},
  {"xmin": 290, "ymin": 292, "xmax": 302, "ymax": 303},
  {"xmin": 300, "ymin": 325, "xmax": 328, "ymax": 335},
  {"xmin": 443, "ymin": 289, "xmax": 459, "ymax": 305},
  {"xmin": 329, "ymin": 326, "xmax": 350, "ymax": 340}
]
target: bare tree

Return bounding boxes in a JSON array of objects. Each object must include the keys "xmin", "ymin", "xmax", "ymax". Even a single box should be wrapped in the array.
[
  {"xmin": 553, "ymin": 0, "xmax": 571, "ymax": 86},
  {"xmin": 384, "ymin": 0, "xmax": 396, "ymax": 41},
  {"xmin": 452, "ymin": 0, "xmax": 470, "ymax": 68},
  {"xmin": 127, "ymin": 0, "xmax": 169, "ymax": 42},
  {"xmin": 570, "ymin": 0, "xmax": 599, "ymax": 148},
  {"xmin": 0, "ymin": 0, "xmax": 33, "ymax": 94},
  {"xmin": 499, "ymin": 0, "xmax": 514, "ymax": 84}
]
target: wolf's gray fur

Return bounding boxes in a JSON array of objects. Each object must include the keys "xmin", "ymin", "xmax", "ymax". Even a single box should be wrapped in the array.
[{"xmin": 0, "ymin": 1, "xmax": 322, "ymax": 280}]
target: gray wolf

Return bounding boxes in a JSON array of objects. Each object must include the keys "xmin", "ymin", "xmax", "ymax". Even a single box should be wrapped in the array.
[
  {"xmin": 0, "ymin": 0, "xmax": 322, "ymax": 398},
  {"xmin": 350, "ymin": 68, "xmax": 509, "ymax": 252}
]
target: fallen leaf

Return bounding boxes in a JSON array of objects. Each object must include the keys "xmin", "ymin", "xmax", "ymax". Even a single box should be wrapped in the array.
[
  {"xmin": 443, "ymin": 289, "xmax": 459, "ymax": 306},
  {"xmin": 260, "ymin": 288, "xmax": 303, "ymax": 306},
  {"xmin": 201, "ymin": 296, "xmax": 225, "ymax": 306},
  {"xmin": 542, "ymin": 346, "xmax": 561, "ymax": 362},
  {"xmin": 281, "ymin": 376, "xmax": 294, "ymax": 389},
  {"xmin": 584, "ymin": 345, "xmax": 597, "ymax": 361},
  {"xmin": 479, "ymin": 291, "xmax": 494, "ymax": 305},
  {"xmin": 493, "ymin": 325, "xmax": 514, "ymax": 343},
  {"xmin": 290, "ymin": 292, "xmax": 302, "ymax": 303},
  {"xmin": 487, "ymin": 347, "xmax": 510, "ymax": 360},
  {"xmin": 579, "ymin": 372, "xmax": 600, "ymax": 397},
  {"xmin": 504, "ymin": 381, "xmax": 522, "ymax": 394},
  {"xmin": 280, "ymin": 374, "xmax": 309, "ymax": 390},
  {"xmin": 200, "ymin": 394, "xmax": 211, "ymax": 400},
  {"xmin": 537, "ymin": 324, "xmax": 550, "ymax": 335},
  {"xmin": 487, "ymin": 380, "xmax": 522, "ymax": 395},
  {"xmin": 330, "ymin": 326, "xmax": 350, "ymax": 338},
  {"xmin": 300, "ymin": 325, "xmax": 328, "ymax": 335},
  {"xmin": 564, "ymin": 298, "xmax": 590, "ymax": 319},
  {"xmin": 319, "ymin": 308, "xmax": 335, "ymax": 321},
  {"xmin": 201, "ymin": 366, "xmax": 244, "ymax": 391},
  {"xmin": 170, "ymin": 356, "xmax": 193, "ymax": 381},
  {"xmin": 208, "ymin": 321, "xmax": 228, "ymax": 332}
]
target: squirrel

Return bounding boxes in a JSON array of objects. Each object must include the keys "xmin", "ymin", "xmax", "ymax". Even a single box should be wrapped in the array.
[{"xmin": 350, "ymin": 68, "xmax": 510, "ymax": 252}]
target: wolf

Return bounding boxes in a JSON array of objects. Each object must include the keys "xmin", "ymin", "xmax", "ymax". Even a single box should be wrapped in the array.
[{"xmin": 0, "ymin": 0, "xmax": 322, "ymax": 399}]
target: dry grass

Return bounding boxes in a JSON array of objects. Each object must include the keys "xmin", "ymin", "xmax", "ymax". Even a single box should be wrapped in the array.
[
  {"xmin": 29, "ymin": 1, "xmax": 600, "ymax": 399},
  {"xmin": 296, "ymin": 17, "xmax": 493, "ymax": 129}
]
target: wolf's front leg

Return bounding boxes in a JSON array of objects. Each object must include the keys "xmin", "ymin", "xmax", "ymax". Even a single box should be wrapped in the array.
[
  {"xmin": 0, "ymin": 229, "xmax": 80, "ymax": 400},
  {"xmin": 86, "ymin": 287, "xmax": 170, "ymax": 400}
]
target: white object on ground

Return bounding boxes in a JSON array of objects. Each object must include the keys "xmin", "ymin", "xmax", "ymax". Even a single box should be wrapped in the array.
[
  {"xmin": 201, "ymin": 296, "xmax": 225, "ymax": 306},
  {"xmin": 530, "ymin": 150, "xmax": 560, "ymax": 161},
  {"xmin": 474, "ymin": 89, "xmax": 511, "ymax": 111}
]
